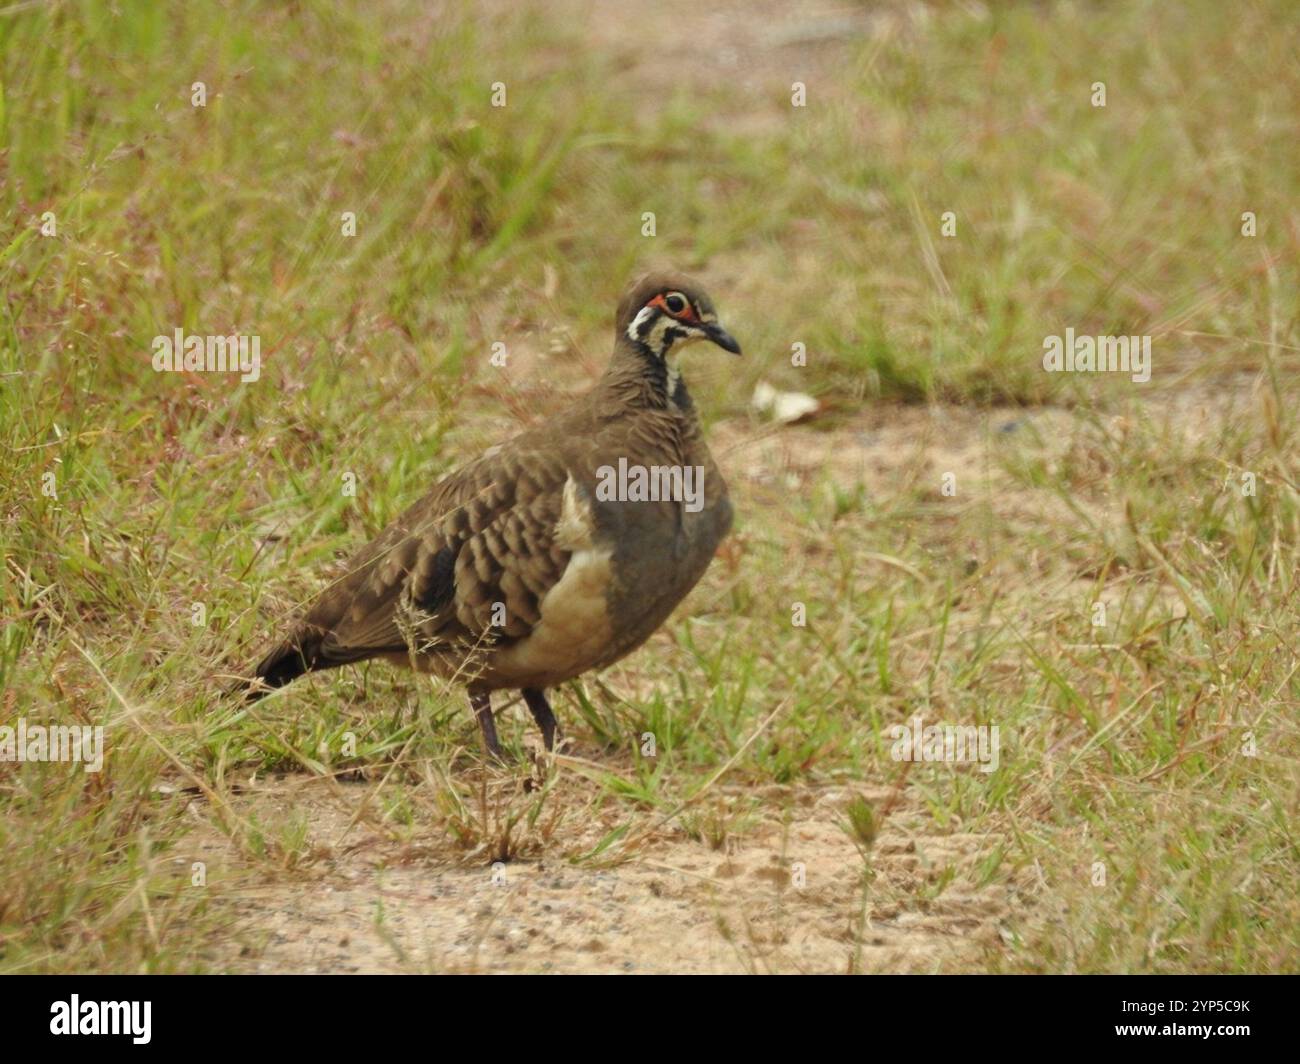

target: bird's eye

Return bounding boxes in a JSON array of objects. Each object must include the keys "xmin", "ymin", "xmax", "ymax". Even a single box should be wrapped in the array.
[{"xmin": 664, "ymin": 292, "xmax": 687, "ymax": 315}]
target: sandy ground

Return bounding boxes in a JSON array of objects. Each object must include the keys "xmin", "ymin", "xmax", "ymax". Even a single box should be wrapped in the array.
[{"xmin": 187, "ymin": 773, "xmax": 1011, "ymax": 974}]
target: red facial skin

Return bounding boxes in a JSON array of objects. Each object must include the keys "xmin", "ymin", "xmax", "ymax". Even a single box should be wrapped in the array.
[{"xmin": 647, "ymin": 293, "xmax": 698, "ymax": 323}]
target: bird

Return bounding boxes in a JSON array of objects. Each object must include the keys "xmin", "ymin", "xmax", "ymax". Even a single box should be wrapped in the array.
[{"xmin": 244, "ymin": 272, "xmax": 742, "ymax": 758}]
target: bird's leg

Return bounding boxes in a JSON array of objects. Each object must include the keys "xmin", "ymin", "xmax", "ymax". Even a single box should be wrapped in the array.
[
  {"xmin": 469, "ymin": 690, "xmax": 503, "ymax": 759},
  {"xmin": 521, "ymin": 688, "xmax": 559, "ymax": 751}
]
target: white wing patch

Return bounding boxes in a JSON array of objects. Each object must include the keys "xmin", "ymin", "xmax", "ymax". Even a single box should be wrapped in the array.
[
  {"xmin": 555, "ymin": 474, "xmax": 597, "ymax": 551},
  {"xmin": 490, "ymin": 475, "xmax": 614, "ymax": 686}
]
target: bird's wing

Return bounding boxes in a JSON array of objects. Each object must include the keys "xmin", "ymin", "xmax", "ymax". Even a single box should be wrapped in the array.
[{"xmin": 282, "ymin": 442, "xmax": 577, "ymax": 672}]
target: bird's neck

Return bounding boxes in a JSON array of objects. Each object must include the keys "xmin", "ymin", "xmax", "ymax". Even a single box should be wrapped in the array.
[{"xmin": 601, "ymin": 338, "xmax": 695, "ymax": 415}]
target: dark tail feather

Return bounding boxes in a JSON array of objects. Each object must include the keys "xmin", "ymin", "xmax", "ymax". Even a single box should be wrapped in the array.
[{"xmin": 241, "ymin": 629, "xmax": 326, "ymax": 702}]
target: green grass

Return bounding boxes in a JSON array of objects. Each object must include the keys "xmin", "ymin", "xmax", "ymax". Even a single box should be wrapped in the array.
[{"xmin": 1, "ymin": 0, "xmax": 1297, "ymax": 972}]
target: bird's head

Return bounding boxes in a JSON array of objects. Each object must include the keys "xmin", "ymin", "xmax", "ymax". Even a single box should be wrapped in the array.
[{"xmin": 616, "ymin": 273, "xmax": 742, "ymax": 362}]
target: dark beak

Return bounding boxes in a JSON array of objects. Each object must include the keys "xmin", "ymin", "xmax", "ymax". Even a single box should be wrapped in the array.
[{"xmin": 704, "ymin": 322, "xmax": 742, "ymax": 356}]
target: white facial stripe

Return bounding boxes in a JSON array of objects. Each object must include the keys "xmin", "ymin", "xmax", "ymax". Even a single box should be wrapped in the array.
[
  {"xmin": 647, "ymin": 317, "xmax": 673, "ymax": 352},
  {"xmin": 665, "ymin": 350, "xmax": 681, "ymax": 394},
  {"xmin": 627, "ymin": 306, "xmax": 656, "ymax": 344},
  {"xmin": 627, "ymin": 304, "xmax": 706, "ymax": 362}
]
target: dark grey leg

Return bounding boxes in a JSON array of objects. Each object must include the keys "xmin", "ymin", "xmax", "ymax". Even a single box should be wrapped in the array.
[
  {"xmin": 469, "ymin": 690, "xmax": 502, "ymax": 758},
  {"xmin": 522, "ymin": 688, "xmax": 559, "ymax": 751}
]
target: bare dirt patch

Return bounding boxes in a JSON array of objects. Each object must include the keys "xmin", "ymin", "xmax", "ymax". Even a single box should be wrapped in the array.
[
  {"xmin": 189, "ymin": 771, "xmax": 1010, "ymax": 974},
  {"xmin": 579, "ymin": 0, "xmax": 893, "ymax": 133}
]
